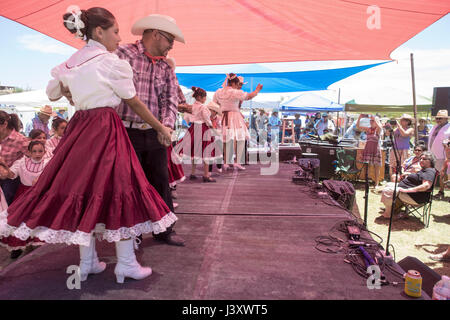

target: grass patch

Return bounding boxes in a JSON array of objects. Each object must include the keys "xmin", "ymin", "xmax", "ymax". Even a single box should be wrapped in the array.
[{"xmin": 353, "ymin": 183, "xmax": 450, "ymax": 277}]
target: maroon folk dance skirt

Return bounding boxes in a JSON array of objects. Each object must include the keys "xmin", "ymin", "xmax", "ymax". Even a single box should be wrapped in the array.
[
  {"xmin": 167, "ymin": 145, "xmax": 185, "ymax": 187},
  {"xmin": 174, "ymin": 122, "xmax": 220, "ymax": 163},
  {"xmin": 0, "ymin": 107, "xmax": 177, "ymax": 247}
]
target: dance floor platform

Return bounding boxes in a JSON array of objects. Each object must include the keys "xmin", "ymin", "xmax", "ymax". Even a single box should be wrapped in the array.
[{"xmin": 0, "ymin": 163, "xmax": 423, "ymax": 300}]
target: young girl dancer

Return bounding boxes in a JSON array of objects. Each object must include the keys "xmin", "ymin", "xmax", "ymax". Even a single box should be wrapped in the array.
[
  {"xmin": 175, "ymin": 87, "xmax": 219, "ymax": 182},
  {"xmin": 0, "ymin": 6, "xmax": 176, "ymax": 283},
  {"xmin": 213, "ymin": 73, "xmax": 262, "ymax": 170}
]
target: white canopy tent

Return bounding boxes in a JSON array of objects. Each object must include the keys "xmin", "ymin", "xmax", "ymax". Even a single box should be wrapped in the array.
[{"xmin": 0, "ymin": 89, "xmax": 73, "ymax": 128}]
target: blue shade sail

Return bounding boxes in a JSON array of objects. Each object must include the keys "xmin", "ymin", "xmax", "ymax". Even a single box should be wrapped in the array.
[{"xmin": 176, "ymin": 61, "xmax": 391, "ymax": 93}]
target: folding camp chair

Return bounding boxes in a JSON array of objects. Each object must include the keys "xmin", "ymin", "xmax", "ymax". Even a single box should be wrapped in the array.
[
  {"xmin": 402, "ymin": 172, "xmax": 438, "ymax": 228},
  {"xmin": 334, "ymin": 148, "xmax": 362, "ymax": 182}
]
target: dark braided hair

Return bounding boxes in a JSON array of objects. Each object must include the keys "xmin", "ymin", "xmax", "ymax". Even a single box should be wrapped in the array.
[
  {"xmin": 0, "ymin": 111, "xmax": 20, "ymax": 132},
  {"xmin": 63, "ymin": 7, "xmax": 115, "ymax": 41},
  {"xmin": 52, "ymin": 117, "xmax": 68, "ymax": 131},
  {"xmin": 28, "ymin": 140, "xmax": 46, "ymax": 152},
  {"xmin": 227, "ymin": 73, "xmax": 240, "ymax": 86},
  {"xmin": 192, "ymin": 86, "xmax": 207, "ymax": 100}
]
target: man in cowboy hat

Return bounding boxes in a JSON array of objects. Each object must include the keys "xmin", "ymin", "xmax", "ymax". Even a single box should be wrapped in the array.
[
  {"xmin": 25, "ymin": 105, "xmax": 54, "ymax": 138},
  {"xmin": 115, "ymin": 14, "xmax": 186, "ymax": 246},
  {"xmin": 428, "ymin": 109, "xmax": 450, "ymax": 198}
]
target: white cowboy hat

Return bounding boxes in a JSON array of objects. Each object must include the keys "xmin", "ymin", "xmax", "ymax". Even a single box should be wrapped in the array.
[
  {"xmin": 207, "ymin": 101, "xmax": 222, "ymax": 116},
  {"xmin": 435, "ymin": 109, "xmax": 449, "ymax": 118},
  {"xmin": 131, "ymin": 14, "xmax": 185, "ymax": 44}
]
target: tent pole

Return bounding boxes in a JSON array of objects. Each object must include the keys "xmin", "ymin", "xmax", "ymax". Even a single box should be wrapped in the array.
[
  {"xmin": 337, "ymin": 88, "xmax": 341, "ymax": 135},
  {"xmin": 410, "ymin": 53, "xmax": 418, "ymax": 144}
]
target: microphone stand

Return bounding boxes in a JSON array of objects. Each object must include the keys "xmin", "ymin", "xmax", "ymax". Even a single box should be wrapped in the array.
[
  {"xmin": 363, "ymin": 161, "xmax": 369, "ymax": 227},
  {"xmin": 385, "ymin": 129, "xmax": 401, "ymax": 257}
]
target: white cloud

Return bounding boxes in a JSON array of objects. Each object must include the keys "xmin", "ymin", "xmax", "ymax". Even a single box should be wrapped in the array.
[{"xmin": 17, "ymin": 34, "xmax": 76, "ymax": 55}]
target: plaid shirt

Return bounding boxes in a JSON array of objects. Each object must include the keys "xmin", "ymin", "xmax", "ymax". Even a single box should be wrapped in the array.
[
  {"xmin": 0, "ymin": 130, "xmax": 29, "ymax": 167},
  {"xmin": 25, "ymin": 115, "xmax": 50, "ymax": 138},
  {"xmin": 115, "ymin": 41, "xmax": 178, "ymax": 129}
]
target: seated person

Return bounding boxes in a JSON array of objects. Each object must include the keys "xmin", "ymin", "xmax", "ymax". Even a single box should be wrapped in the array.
[
  {"xmin": 380, "ymin": 152, "xmax": 436, "ymax": 218},
  {"xmin": 298, "ymin": 128, "xmax": 310, "ymax": 140},
  {"xmin": 390, "ymin": 144, "xmax": 426, "ymax": 182}
]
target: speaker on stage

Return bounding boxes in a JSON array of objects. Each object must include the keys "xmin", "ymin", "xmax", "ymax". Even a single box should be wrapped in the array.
[
  {"xmin": 279, "ymin": 144, "xmax": 302, "ymax": 162},
  {"xmin": 397, "ymin": 256, "xmax": 442, "ymax": 297},
  {"xmin": 432, "ymin": 87, "xmax": 450, "ymax": 116}
]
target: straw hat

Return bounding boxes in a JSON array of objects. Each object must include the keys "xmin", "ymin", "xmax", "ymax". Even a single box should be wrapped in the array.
[
  {"xmin": 435, "ymin": 109, "xmax": 449, "ymax": 118},
  {"xmin": 39, "ymin": 105, "xmax": 54, "ymax": 117},
  {"xmin": 131, "ymin": 14, "xmax": 185, "ymax": 43},
  {"xmin": 396, "ymin": 113, "xmax": 415, "ymax": 123},
  {"xmin": 207, "ymin": 101, "xmax": 222, "ymax": 116}
]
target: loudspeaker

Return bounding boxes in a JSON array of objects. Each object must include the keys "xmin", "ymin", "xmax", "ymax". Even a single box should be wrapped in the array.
[
  {"xmin": 397, "ymin": 256, "xmax": 442, "ymax": 298},
  {"xmin": 299, "ymin": 142, "xmax": 338, "ymax": 179},
  {"xmin": 279, "ymin": 144, "xmax": 302, "ymax": 162},
  {"xmin": 432, "ymin": 87, "xmax": 450, "ymax": 116}
]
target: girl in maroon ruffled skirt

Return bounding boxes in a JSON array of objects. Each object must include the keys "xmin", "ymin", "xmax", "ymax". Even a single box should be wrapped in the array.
[{"xmin": 0, "ymin": 7, "xmax": 176, "ymax": 284}]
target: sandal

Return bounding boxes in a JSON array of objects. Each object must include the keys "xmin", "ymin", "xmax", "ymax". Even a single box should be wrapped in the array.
[
  {"xmin": 429, "ymin": 253, "xmax": 450, "ymax": 262},
  {"xmin": 189, "ymin": 174, "xmax": 197, "ymax": 180}
]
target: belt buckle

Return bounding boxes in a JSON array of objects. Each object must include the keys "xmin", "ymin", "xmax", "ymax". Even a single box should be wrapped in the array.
[{"xmin": 137, "ymin": 123, "xmax": 150, "ymax": 130}]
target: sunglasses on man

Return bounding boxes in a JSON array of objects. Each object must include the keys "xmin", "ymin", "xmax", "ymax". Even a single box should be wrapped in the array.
[{"xmin": 158, "ymin": 31, "xmax": 174, "ymax": 45}]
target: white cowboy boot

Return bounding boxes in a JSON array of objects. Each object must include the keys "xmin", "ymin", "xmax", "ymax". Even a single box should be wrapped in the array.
[
  {"xmin": 114, "ymin": 239, "xmax": 152, "ymax": 284},
  {"xmin": 79, "ymin": 236, "xmax": 106, "ymax": 281}
]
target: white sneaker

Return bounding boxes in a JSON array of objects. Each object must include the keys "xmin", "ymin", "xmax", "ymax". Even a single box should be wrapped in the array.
[{"xmin": 114, "ymin": 239, "xmax": 152, "ymax": 283}]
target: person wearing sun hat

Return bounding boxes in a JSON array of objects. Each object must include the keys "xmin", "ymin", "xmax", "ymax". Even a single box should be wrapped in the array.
[
  {"xmin": 388, "ymin": 113, "xmax": 414, "ymax": 177},
  {"xmin": 428, "ymin": 109, "xmax": 450, "ymax": 198},
  {"xmin": 25, "ymin": 105, "xmax": 54, "ymax": 138},
  {"xmin": 115, "ymin": 14, "xmax": 186, "ymax": 246}
]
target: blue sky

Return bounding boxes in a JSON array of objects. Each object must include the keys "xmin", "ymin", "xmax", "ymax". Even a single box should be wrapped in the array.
[{"xmin": 0, "ymin": 13, "xmax": 449, "ymax": 104}]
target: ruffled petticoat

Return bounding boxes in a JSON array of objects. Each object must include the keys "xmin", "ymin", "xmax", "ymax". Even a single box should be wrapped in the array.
[{"xmin": 0, "ymin": 107, "xmax": 177, "ymax": 247}]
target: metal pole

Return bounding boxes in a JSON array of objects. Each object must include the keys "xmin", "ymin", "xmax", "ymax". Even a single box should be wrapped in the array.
[{"xmin": 410, "ymin": 53, "xmax": 418, "ymax": 144}]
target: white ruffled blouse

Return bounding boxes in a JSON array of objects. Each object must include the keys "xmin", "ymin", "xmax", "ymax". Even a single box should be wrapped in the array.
[{"xmin": 46, "ymin": 39, "xmax": 136, "ymax": 110}]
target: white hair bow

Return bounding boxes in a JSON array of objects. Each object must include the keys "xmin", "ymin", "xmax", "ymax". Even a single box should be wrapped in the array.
[
  {"xmin": 222, "ymin": 73, "xmax": 237, "ymax": 88},
  {"xmin": 64, "ymin": 5, "xmax": 86, "ymax": 39}
]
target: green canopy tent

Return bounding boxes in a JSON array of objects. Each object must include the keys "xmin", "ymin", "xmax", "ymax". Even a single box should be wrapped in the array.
[{"xmin": 344, "ymin": 103, "xmax": 432, "ymax": 114}]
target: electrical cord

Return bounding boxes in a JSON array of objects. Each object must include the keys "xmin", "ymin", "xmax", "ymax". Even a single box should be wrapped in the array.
[{"xmin": 294, "ymin": 163, "xmax": 402, "ymax": 284}]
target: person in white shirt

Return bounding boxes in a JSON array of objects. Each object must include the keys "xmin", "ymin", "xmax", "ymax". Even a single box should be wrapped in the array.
[
  {"xmin": 314, "ymin": 113, "xmax": 336, "ymax": 136},
  {"xmin": 428, "ymin": 109, "xmax": 450, "ymax": 198},
  {"xmin": 256, "ymin": 109, "xmax": 269, "ymax": 147},
  {"xmin": 0, "ymin": 6, "xmax": 175, "ymax": 284}
]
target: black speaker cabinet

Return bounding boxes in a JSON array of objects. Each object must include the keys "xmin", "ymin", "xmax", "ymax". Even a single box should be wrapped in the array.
[
  {"xmin": 299, "ymin": 142, "xmax": 338, "ymax": 179},
  {"xmin": 397, "ymin": 256, "xmax": 442, "ymax": 297},
  {"xmin": 279, "ymin": 144, "xmax": 302, "ymax": 162},
  {"xmin": 432, "ymin": 87, "xmax": 450, "ymax": 116}
]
